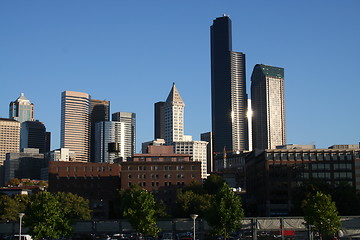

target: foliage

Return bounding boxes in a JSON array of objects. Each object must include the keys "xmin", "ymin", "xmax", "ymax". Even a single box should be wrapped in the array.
[
  {"xmin": 291, "ymin": 180, "xmax": 360, "ymax": 216},
  {"xmin": 154, "ymin": 199, "xmax": 170, "ymax": 218},
  {"xmin": 25, "ymin": 191, "xmax": 72, "ymax": 239},
  {"xmin": 0, "ymin": 194, "xmax": 29, "ymax": 221},
  {"xmin": 205, "ymin": 183, "xmax": 244, "ymax": 240},
  {"xmin": 120, "ymin": 185, "xmax": 160, "ymax": 236},
  {"xmin": 55, "ymin": 192, "xmax": 92, "ymax": 221},
  {"xmin": 6, "ymin": 178, "xmax": 21, "ymax": 186},
  {"xmin": 303, "ymin": 191, "xmax": 341, "ymax": 240},
  {"xmin": 183, "ymin": 181, "xmax": 206, "ymax": 194},
  {"xmin": 175, "ymin": 190, "xmax": 212, "ymax": 217},
  {"xmin": 203, "ymin": 174, "xmax": 226, "ymax": 195},
  {"xmin": 0, "ymin": 195, "xmax": 19, "ymax": 221}
]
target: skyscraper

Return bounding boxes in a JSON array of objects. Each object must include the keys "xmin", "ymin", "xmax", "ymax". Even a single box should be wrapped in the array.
[
  {"xmin": 0, "ymin": 118, "xmax": 20, "ymax": 166},
  {"xmin": 161, "ymin": 84, "xmax": 208, "ymax": 178},
  {"xmin": 164, "ymin": 83, "xmax": 185, "ymax": 145},
  {"xmin": 90, "ymin": 99, "xmax": 110, "ymax": 161},
  {"xmin": 20, "ymin": 120, "xmax": 50, "ymax": 153},
  {"xmin": 9, "ymin": 93, "xmax": 34, "ymax": 123},
  {"xmin": 211, "ymin": 15, "xmax": 248, "ymax": 154},
  {"xmin": 154, "ymin": 101, "xmax": 165, "ymax": 140},
  {"xmin": 61, "ymin": 91, "xmax": 91, "ymax": 162},
  {"xmin": 94, "ymin": 121, "xmax": 125, "ymax": 163},
  {"xmin": 251, "ymin": 64, "xmax": 286, "ymax": 150},
  {"xmin": 112, "ymin": 112, "xmax": 136, "ymax": 160}
]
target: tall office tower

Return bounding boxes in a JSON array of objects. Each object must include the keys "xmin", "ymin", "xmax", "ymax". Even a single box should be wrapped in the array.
[
  {"xmin": 251, "ymin": 64, "xmax": 286, "ymax": 150},
  {"xmin": 247, "ymin": 99, "xmax": 253, "ymax": 151},
  {"xmin": 164, "ymin": 83, "xmax": 185, "ymax": 145},
  {"xmin": 154, "ymin": 101, "xmax": 165, "ymax": 139},
  {"xmin": 90, "ymin": 99, "xmax": 110, "ymax": 161},
  {"xmin": 60, "ymin": 91, "xmax": 91, "ymax": 162},
  {"xmin": 20, "ymin": 120, "xmax": 50, "ymax": 153},
  {"xmin": 201, "ymin": 132, "xmax": 214, "ymax": 174},
  {"xmin": 9, "ymin": 93, "xmax": 34, "ymax": 123},
  {"xmin": 112, "ymin": 112, "xmax": 136, "ymax": 160},
  {"xmin": 0, "ymin": 118, "xmax": 20, "ymax": 165},
  {"xmin": 211, "ymin": 15, "xmax": 248, "ymax": 154},
  {"xmin": 94, "ymin": 121, "xmax": 125, "ymax": 163}
]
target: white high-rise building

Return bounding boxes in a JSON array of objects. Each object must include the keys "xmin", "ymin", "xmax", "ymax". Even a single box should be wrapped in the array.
[
  {"xmin": 112, "ymin": 112, "xmax": 136, "ymax": 160},
  {"xmin": 0, "ymin": 118, "xmax": 20, "ymax": 166},
  {"xmin": 164, "ymin": 83, "xmax": 185, "ymax": 145},
  {"xmin": 94, "ymin": 121, "xmax": 125, "ymax": 163},
  {"xmin": 60, "ymin": 91, "xmax": 91, "ymax": 162},
  {"xmin": 173, "ymin": 140, "xmax": 208, "ymax": 179},
  {"xmin": 161, "ymin": 83, "xmax": 208, "ymax": 178},
  {"xmin": 251, "ymin": 64, "xmax": 286, "ymax": 150}
]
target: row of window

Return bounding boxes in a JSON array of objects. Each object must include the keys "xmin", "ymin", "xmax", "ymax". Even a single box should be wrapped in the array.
[
  {"xmin": 127, "ymin": 165, "xmax": 195, "ymax": 171},
  {"xmin": 128, "ymin": 181, "xmax": 186, "ymax": 187},
  {"xmin": 267, "ymin": 152, "xmax": 358, "ymax": 161},
  {"xmin": 58, "ymin": 166, "xmax": 113, "ymax": 173},
  {"xmin": 128, "ymin": 173, "xmax": 192, "ymax": 179}
]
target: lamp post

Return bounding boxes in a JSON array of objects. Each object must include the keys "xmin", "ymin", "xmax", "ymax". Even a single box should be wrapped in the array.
[
  {"xmin": 19, "ymin": 213, "xmax": 25, "ymax": 240},
  {"xmin": 190, "ymin": 214, "xmax": 198, "ymax": 240}
]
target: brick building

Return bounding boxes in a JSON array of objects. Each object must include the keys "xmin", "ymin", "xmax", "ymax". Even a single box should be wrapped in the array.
[
  {"xmin": 48, "ymin": 161, "xmax": 121, "ymax": 219},
  {"xmin": 120, "ymin": 145, "xmax": 202, "ymax": 207}
]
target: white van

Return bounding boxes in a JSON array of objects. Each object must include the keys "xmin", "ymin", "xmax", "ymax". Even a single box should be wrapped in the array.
[{"xmin": 12, "ymin": 234, "xmax": 33, "ymax": 240}]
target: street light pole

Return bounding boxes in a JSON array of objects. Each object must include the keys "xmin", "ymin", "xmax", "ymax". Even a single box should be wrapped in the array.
[
  {"xmin": 19, "ymin": 213, "xmax": 25, "ymax": 240},
  {"xmin": 190, "ymin": 214, "xmax": 198, "ymax": 240}
]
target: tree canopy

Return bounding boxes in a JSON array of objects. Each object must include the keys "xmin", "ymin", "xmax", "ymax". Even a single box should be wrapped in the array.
[
  {"xmin": 303, "ymin": 191, "xmax": 341, "ymax": 240},
  {"xmin": 205, "ymin": 183, "xmax": 244, "ymax": 240},
  {"xmin": 119, "ymin": 185, "xmax": 160, "ymax": 237},
  {"xmin": 25, "ymin": 191, "xmax": 72, "ymax": 239},
  {"xmin": 55, "ymin": 192, "xmax": 92, "ymax": 221}
]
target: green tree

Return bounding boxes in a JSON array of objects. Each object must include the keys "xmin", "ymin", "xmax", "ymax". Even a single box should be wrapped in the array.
[
  {"xmin": 0, "ymin": 195, "xmax": 19, "ymax": 221},
  {"xmin": 55, "ymin": 192, "xmax": 92, "ymax": 221},
  {"xmin": 120, "ymin": 185, "xmax": 160, "ymax": 237},
  {"xmin": 175, "ymin": 190, "xmax": 212, "ymax": 217},
  {"xmin": 206, "ymin": 183, "xmax": 244, "ymax": 240},
  {"xmin": 303, "ymin": 191, "xmax": 341, "ymax": 240},
  {"xmin": 25, "ymin": 191, "xmax": 72, "ymax": 239},
  {"xmin": 203, "ymin": 174, "xmax": 226, "ymax": 195}
]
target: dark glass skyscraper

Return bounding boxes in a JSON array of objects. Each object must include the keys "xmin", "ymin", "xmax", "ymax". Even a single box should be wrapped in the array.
[
  {"xmin": 211, "ymin": 15, "xmax": 248, "ymax": 154},
  {"xmin": 154, "ymin": 101, "xmax": 165, "ymax": 140},
  {"xmin": 20, "ymin": 120, "xmax": 50, "ymax": 153},
  {"xmin": 90, "ymin": 99, "xmax": 110, "ymax": 161}
]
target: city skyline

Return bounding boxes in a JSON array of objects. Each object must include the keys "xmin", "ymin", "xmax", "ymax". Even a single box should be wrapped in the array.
[{"xmin": 1, "ymin": 1, "xmax": 359, "ymax": 151}]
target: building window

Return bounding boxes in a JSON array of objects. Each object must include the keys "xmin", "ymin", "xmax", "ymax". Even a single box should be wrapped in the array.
[{"xmin": 128, "ymin": 174, "xmax": 132, "ymax": 179}]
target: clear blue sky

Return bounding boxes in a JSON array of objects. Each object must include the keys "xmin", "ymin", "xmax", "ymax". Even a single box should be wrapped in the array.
[{"xmin": 1, "ymin": 0, "xmax": 359, "ymax": 151}]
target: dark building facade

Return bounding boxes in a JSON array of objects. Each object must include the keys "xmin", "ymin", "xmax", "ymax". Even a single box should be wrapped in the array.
[
  {"xmin": 4, "ymin": 148, "xmax": 45, "ymax": 184},
  {"xmin": 201, "ymin": 132, "xmax": 214, "ymax": 174},
  {"xmin": 48, "ymin": 161, "xmax": 121, "ymax": 219},
  {"xmin": 246, "ymin": 147, "xmax": 360, "ymax": 216},
  {"xmin": 20, "ymin": 120, "xmax": 50, "ymax": 153},
  {"xmin": 90, "ymin": 99, "xmax": 110, "ymax": 162},
  {"xmin": 154, "ymin": 101, "xmax": 165, "ymax": 140},
  {"xmin": 211, "ymin": 15, "xmax": 248, "ymax": 154}
]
